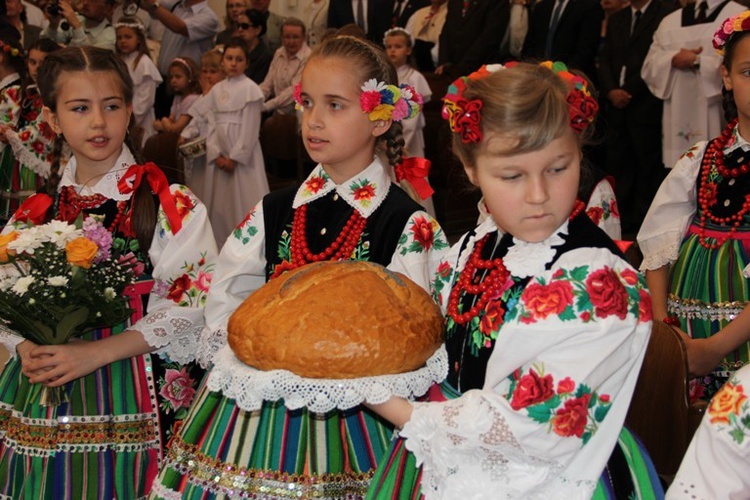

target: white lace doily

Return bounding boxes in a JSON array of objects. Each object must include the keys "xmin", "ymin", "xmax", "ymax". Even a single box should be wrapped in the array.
[{"xmin": 206, "ymin": 344, "xmax": 449, "ymax": 413}]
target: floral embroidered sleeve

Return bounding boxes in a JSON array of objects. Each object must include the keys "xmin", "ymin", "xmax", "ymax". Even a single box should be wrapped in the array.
[
  {"xmin": 585, "ymin": 177, "xmax": 621, "ymax": 241},
  {"xmin": 390, "ymin": 211, "xmax": 450, "ymax": 293},
  {"xmin": 399, "ymin": 247, "xmax": 652, "ymax": 498},
  {"xmin": 0, "ymin": 86, "xmax": 21, "ymax": 128},
  {"xmin": 134, "ymin": 184, "xmax": 219, "ymax": 364},
  {"xmin": 5, "ymin": 116, "xmax": 56, "ymax": 179},
  {"xmin": 637, "ymin": 142, "xmax": 703, "ymax": 271},
  {"xmin": 198, "ymin": 201, "xmax": 267, "ymax": 366},
  {"xmin": 668, "ymin": 365, "xmax": 750, "ymax": 499}
]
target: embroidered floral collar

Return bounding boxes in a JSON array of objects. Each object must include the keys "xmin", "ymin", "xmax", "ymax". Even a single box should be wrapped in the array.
[
  {"xmin": 59, "ymin": 146, "xmax": 134, "ymax": 201},
  {"xmin": 457, "ymin": 214, "xmax": 569, "ymax": 278},
  {"xmin": 725, "ymin": 122, "xmax": 750, "ymax": 153},
  {"xmin": 293, "ymin": 157, "xmax": 391, "ymax": 217}
]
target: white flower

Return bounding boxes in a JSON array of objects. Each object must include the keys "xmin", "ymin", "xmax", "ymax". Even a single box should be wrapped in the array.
[
  {"xmin": 28, "ymin": 298, "xmax": 35, "ymax": 305},
  {"xmin": 47, "ymin": 276, "xmax": 69, "ymax": 287},
  {"xmin": 484, "ymin": 64, "xmax": 505, "ymax": 74},
  {"xmin": 0, "ymin": 277, "xmax": 17, "ymax": 291},
  {"xmin": 40, "ymin": 220, "xmax": 82, "ymax": 247},
  {"xmin": 361, "ymin": 78, "xmax": 387, "ymax": 93},
  {"xmin": 8, "ymin": 227, "xmax": 44, "ymax": 254},
  {"xmin": 104, "ymin": 287, "xmax": 116, "ymax": 300},
  {"xmin": 11, "ymin": 276, "xmax": 35, "ymax": 295}
]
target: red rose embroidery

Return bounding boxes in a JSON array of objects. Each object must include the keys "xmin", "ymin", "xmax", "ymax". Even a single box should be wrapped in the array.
[
  {"xmin": 167, "ymin": 274, "xmax": 191, "ymax": 302},
  {"xmin": 410, "ymin": 215, "xmax": 434, "ymax": 250},
  {"xmin": 31, "ymin": 140, "xmax": 45, "ymax": 154},
  {"xmin": 580, "ymin": 311, "xmax": 591, "ymax": 322},
  {"xmin": 586, "ymin": 206, "xmax": 604, "ymax": 225},
  {"xmin": 521, "ymin": 280, "xmax": 574, "ymax": 321},
  {"xmin": 19, "ymin": 129, "xmax": 30, "ymax": 141},
  {"xmin": 552, "ymin": 393, "xmax": 591, "ymax": 438},
  {"xmin": 353, "ymin": 185, "xmax": 375, "ymax": 201},
  {"xmin": 174, "ymin": 190, "xmax": 194, "ymax": 217},
  {"xmin": 586, "ymin": 268, "xmax": 629, "ymax": 319},
  {"xmin": 609, "ymin": 199, "xmax": 619, "ymax": 218},
  {"xmin": 638, "ymin": 289, "xmax": 652, "ymax": 323},
  {"xmin": 557, "ymin": 377, "xmax": 575, "ymax": 394},
  {"xmin": 159, "ymin": 367, "xmax": 197, "ymax": 410},
  {"xmin": 619, "ymin": 268, "xmax": 639, "ymax": 285},
  {"xmin": 479, "ymin": 300, "xmax": 505, "ymax": 338},
  {"xmin": 238, "ymin": 207, "xmax": 256, "ymax": 228},
  {"xmin": 437, "ymin": 261, "xmax": 451, "ymax": 278},
  {"xmin": 510, "ymin": 369, "xmax": 555, "ymax": 410}
]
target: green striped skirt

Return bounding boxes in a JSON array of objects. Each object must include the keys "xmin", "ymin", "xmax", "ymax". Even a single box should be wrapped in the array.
[
  {"xmin": 668, "ymin": 225, "xmax": 750, "ymax": 398},
  {"xmin": 152, "ymin": 378, "xmax": 395, "ymax": 499}
]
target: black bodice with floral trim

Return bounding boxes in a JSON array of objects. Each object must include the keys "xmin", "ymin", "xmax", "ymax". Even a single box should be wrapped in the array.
[
  {"xmin": 446, "ymin": 213, "xmax": 623, "ymax": 393},
  {"xmin": 261, "ymin": 184, "xmax": 424, "ymax": 280},
  {"xmin": 693, "ymin": 144, "xmax": 750, "ymax": 231}
]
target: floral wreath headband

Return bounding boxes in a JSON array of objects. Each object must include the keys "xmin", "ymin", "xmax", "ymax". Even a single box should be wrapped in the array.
[
  {"xmin": 114, "ymin": 20, "xmax": 147, "ymax": 34},
  {"xmin": 293, "ymin": 78, "xmax": 424, "ymax": 122},
  {"xmin": 713, "ymin": 10, "xmax": 750, "ymax": 55},
  {"xmin": 383, "ymin": 27, "xmax": 414, "ymax": 48},
  {"xmin": 442, "ymin": 61, "xmax": 599, "ymax": 144},
  {"xmin": 0, "ymin": 40, "xmax": 23, "ymax": 59}
]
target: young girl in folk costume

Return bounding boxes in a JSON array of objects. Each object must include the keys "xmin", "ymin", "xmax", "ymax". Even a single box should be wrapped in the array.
[
  {"xmin": 153, "ymin": 57, "xmax": 201, "ymax": 135},
  {"xmin": 182, "ymin": 48, "xmax": 224, "ymax": 202},
  {"xmin": 639, "ymin": 11, "xmax": 750, "ymax": 401},
  {"xmin": 383, "ymin": 27, "xmax": 436, "ymax": 218},
  {"xmin": 366, "ymin": 62, "xmax": 659, "ymax": 499},
  {"xmin": 179, "ymin": 38, "xmax": 269, "ymax": 248},
  {"xmin": 151, "ymin": 35, "xmax": 450, "ymax": 499},
  {"xmin": 0, "ymin": 37, "xmax": 25, "ymax": 217},
  {"xmin": 0, "ymin": 39, "xmax": 61, "ymax": 217},
  {"xmin": 0, "ymin": 46, "xmax": 218, "ymax": 498},
  {"xmin": 115, "ymin": 17, "xmax": 162, "ymax": 146}
]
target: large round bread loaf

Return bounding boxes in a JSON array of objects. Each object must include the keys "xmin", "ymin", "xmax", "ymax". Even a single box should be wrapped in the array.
[{"xmin": 227, "ymin": 261, "xmax": 443, "ymax": 379}]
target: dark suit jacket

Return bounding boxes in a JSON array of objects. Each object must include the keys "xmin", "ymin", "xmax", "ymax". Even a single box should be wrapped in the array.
[
  {"xmin": 438, "ymin": 0, "xmax": 509, "ymax": 77},
  {"xmin": 597, "ymin": 0, "xmax": 677, "ymax": 121},
  {"xmin": 523, "ymin": 0, "xmax": 603, "ymax": 80},
  {"xmin": 327, "ymin": 0, "xmax": 395, "ymax": 45},
  {"xmin": 392, "ymin": 0, "xmax": 430, "ymax": 27}
]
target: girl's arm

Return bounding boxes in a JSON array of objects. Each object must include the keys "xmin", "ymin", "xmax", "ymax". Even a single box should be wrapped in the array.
[
  {"xmin": 163, "ymin": 114, "xmax": 192, "ymax": 134},
  {"xmin": 645, "ymin": 265, "xmax": 669, "ymax": 322},
  {"xmin": 682, "ymin": 304, "xmax": 750, "ymax": 377},
  {"xmin": 366, "ymin": 397, "xmax": 414, "ymax": 429}
]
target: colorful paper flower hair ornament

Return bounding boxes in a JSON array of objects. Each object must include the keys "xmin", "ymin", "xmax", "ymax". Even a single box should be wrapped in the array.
[
  {"xmin": 360, "ymin": 79, "xmax": 422, "ymax": 122},
  {"xmin": 714, "ymin": 10, "xmax": 750, "ymax": 55},
  {"xmin": 541, "ymin": 61, "xmax": 599, "ymax": 134},
  {"xmin": 0, "ymin": 41, "xmax": 21, "ymax": 58},
  {"xmin": 442, "ymin": 64, "xmax": 504, "ymax": 144}
]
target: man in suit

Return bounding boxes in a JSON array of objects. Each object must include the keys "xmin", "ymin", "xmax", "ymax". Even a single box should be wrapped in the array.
[
  {"xmin": 327, "ymin": 0, "xmax": 394, "ymax": 44},
  {"xmin": 598, "ymin": 0, "xmax": 677, "ymax": 233},
  {"xmin": 436, "ymin": 0, "xmax": 508, "ymax": 78},
  {"xmin": 522, "ymin": 0, "xmax": 603, "ymax": 81},
  {"xmin": 391, "ymin": 0, "xmax": 429, "ymax": 27}
]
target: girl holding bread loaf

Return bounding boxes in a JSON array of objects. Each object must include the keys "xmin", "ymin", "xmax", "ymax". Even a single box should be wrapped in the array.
[
  {"xmin": 151, "ymin": 35, "xmax": 450, "ymax": 498},
  {"xmin": 365, "ymin": 62, "xmax": 662, "ymax": 498}
]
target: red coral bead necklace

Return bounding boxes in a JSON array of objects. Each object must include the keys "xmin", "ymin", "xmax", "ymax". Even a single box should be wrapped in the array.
[{"xmin": 57, "ymin": 185, "xmax": 128, "ymax": 232}]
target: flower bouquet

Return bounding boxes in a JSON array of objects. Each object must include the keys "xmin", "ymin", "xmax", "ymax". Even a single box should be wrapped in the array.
[{"xmin": 0, "ymin": 213, "xmax": 138, "ymax": 406}]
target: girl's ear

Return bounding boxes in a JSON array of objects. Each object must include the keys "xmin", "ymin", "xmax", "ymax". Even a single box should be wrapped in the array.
[
  {"xmin": 721, "ymin": 64, "xmax": 732, "ymax": 91},
  {"xmin": 371, "ymin": 119, "xmax": 392, "ymax": 138},
  {"xmin": 42, "ymin": 106, "xmax": 61, "ymax": 135},
  {"xmin": 462, "ymin": 163, "xmax": 478, "ymax": 186}
]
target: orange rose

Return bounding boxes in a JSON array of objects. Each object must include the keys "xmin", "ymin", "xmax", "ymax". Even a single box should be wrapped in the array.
[
  {"xmin": 0, "ymin": 232, "xmax": 18, "ymax": 263},
  {"xmin": 709, "ymin": 382, "xmax": 747, "ymax": 424},
  {"xmin": 65, "ymin": 237, "xmax": 99, "ymax": 269}
]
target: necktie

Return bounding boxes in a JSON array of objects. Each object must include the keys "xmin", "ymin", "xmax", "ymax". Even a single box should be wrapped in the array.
[
  {"xmin": 696, "ymin": 1, "xmax": 708, "ymax": 23},
  {"xmin": 545, "ymin": 0, "xmax": 564, "ymax": 57},
  {"xmin": 392, "ymin": 0, "xmax": 403, "ymax": 27},
  {"xmin": 630, "ymin": 9, "xmax": 641, "ymax": 37},
  {"xmin": 356, "ymin": 0, "xmax": 365, "ymax": 29}
]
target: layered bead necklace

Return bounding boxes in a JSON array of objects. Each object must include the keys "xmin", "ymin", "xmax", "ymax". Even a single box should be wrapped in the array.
[
  {"xmin": 447, "ymin": 199, "xmax": 585, "ymax": 325},
  {"xmin": 270, "ymin": 203, "xmax": 368, "ymax": 279},
  {"xmin": 57, "ymin": 185, "xmax": 128, "ymax": 232},
  {"xmin": 696, "ymin": 119, "xmax": 750, "ymax": 249}
]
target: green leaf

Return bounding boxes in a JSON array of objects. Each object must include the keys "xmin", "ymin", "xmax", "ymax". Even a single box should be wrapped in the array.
[
  {"xmin": 527, "ymin": 402, "xmax": 554, "ymax": 424},
  {"xmin": 575, "ymin": 384, "xmax": 592, "ymax": 399},
  {"xmin": 569, "ymin": 266, "xmax": 589, "ymax": 282},
  {"xmin": 730, "ymin": 427, "xmax": 746, "ymax": 445},
  {"xmin": 594, "ymin": 403, "xmax": 611, "ymax": 422},
  {"xmin": 54, "ymin": 306, "xmax": 89, "ymax": 343},
  {"xmin": 582, "ymin": 430, "xmax": 592, "ymax": 445},
  {"xmin": 559, "ymin": 306, "xmax": 576, "ymax": 321},
  {"xmin": 74, "ymin": 214, "xmax": 84, "ymax": 229}
]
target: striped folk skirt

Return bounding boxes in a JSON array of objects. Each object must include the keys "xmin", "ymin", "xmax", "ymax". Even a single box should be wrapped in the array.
[{"xmin": 151, "ymin": 379, "xmax": 395, "ymax": 499}]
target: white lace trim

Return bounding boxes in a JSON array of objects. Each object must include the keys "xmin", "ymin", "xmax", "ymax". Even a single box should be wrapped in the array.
[
  {"xmin": 150, "ymin": 481, "xmax": 183, "ymax": 500},
  {"xmin": 206, "ymin": 344, "xmax": 448, "ymax": 413},
  {"xmin": 136, "ymin": 308, "xmax": 202, "ymax": 365},
  {"xmin": 639, "ymin": 241, "xmax": 680, "ymax": 272},
  {"xmin": 504, "ymin": 223, "xmax": 568, "ymax": 278},
  {"xmin": 0, "ymin": 324, "xmax": 22, "ymax": 361},
  {"xmin": 5, "ymin": 129, "xmax": 52, "ymax": 178},
  {"xmin": 196, "ymin": 327, "xmax": 227, "ymax": 369}
]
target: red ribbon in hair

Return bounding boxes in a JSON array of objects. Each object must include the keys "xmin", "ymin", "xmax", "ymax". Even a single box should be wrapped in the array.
[
  {"xmin": 117, "ymin": 162, "xmax": 182, "ymax": 235},
  {"xmin": 394, "ymin": 157, "xmax": 434, "ymax": 200}
]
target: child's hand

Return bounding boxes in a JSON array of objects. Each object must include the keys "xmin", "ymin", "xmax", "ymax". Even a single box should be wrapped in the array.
[
  {"xmin": 675, "ymin": 329, "xmax": 724, "ymax": 378},
  {"xmin": 17, "ymin": 339, "xmax": 51, "ymax": 379},
  {"xmin": 216, "ymin": 156, "xmax": 236, "ymax": 172},
  {"xmin": 153, "ymin": 119, "xmax": 163, "ymax": 132},
  {"xmin": 24, "ymin": 340, "xmax": 107, "ymax": 387}
]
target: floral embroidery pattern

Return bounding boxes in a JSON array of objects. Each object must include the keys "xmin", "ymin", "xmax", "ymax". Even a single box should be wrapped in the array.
[
  {"xmin": 431, "ymin": 260, "xmax": 454, "ymax": 306},
  {"xmin": 349, "ymin": 179, "xmax": 376, "ymax": 207},
  {"xmin": 509, "ymin": 265, "xmax": 650, "ymax": 325},
  {"xmin": 586, "ymin": 198, "xmax": 618, "ymax": 226},
  {"xmin": 299, "ymin": 171, "xmax": 331, "ymax": 199},
  {"xmin": 506, "ymin": 365, "xmax": 612, "ymax": 445},
  {"xmin": 708, "ymin": 378, "xmax": 750, "ymax": 444},
  {"xmin": 233, "ymin": 207, "xmax": 259, "ymax": 245},
  {"xmin": 270, "ymin": 225, "xmax": 371, "ymax": 276},
  {"xmin": 158, "ymin": 185, "xmax": 197, "ymax": 235},
  {"xmin": 157, "ymin": 363, "xmax": 197, "ymax": 420},
  {"xmin": 680, "ymin": 143, "xmax": 701, "ymax": 160},
  {"xmin": 162, "ymin": 252, "xmax": 214, "ymax": 306},
  {"xmin": 398, "ymin": 215, "xmax": 449, "ymax": 256}
]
